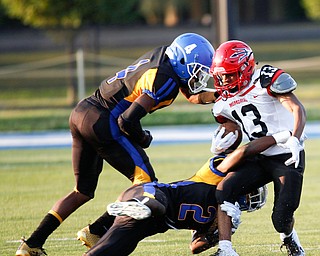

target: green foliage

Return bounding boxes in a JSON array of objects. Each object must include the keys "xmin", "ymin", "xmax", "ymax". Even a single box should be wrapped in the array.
[
  {"xmin": 138, "ymin": 0, "xmax": 189, "ymax": 25},
  {"xmin": 1, "ymin": 140, "xmax": 320, "ymax": 255},
  {"xmin": 98, "ymin": 0, "xmax": 142, "ymax": 25},
  {"xmin": 0, "ymin": 0, "xmax": 141, "ymax": 28},
  {"xmin": 301, "ymin": 0, "xmax": 320, "ymax": 21},
  {"xmin": 1, "ymin": 0, "xmax": 80, "ymax": 28}
]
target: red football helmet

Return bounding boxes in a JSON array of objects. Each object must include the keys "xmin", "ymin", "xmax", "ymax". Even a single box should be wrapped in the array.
[{"xmin": 210, "ymin": 40, "xmax": 255, "ymax": 98}]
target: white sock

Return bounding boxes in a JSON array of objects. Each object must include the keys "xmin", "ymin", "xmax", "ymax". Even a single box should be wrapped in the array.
[
  {"xmin": 280, "ymin": 230, "xmax": 293, "ymax": 241},
  {"xmin": 219, "ymin": 240, "xmax": 232, "ymax": 250},
  {"xmin": 280, "ymin": 228, "xmax": 302, "ymax": 247},
  {"xmin": 291, "ymin": 229, "xmax": 303, "ymax": 248}
]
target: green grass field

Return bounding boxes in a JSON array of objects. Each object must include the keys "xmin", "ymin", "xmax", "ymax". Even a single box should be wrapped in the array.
[{"xmin": 1, "ymin": 139, "xmax": 320, "ymax": 256}]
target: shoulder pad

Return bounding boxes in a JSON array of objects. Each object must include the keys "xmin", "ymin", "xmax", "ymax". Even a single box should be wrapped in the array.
[
  {"xmin": 209, "ymin": 155, "xmax": 227, "ymax": 177},
  {"xmin": 270, "ymin": 73, "xmax": 297, "ymax": 94},
  {"xmin": 259, "ymin": 65, "xmax": 284, "ymax": 88}
]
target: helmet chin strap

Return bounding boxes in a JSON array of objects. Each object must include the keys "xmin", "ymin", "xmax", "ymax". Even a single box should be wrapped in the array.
[{"xmin": 180, "ymin": 78, "xmax": 188, "ymax": 84}]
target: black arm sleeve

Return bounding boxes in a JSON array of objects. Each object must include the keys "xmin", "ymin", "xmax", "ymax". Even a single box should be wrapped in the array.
[{"xmin": 117, "ymin": 102, "xmax": 152, "ymax": 147}]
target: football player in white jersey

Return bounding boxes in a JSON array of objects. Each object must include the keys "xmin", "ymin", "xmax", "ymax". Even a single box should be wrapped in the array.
[{"xmin": 210, "ymin": 40, "xmax": 307, "ymax": 256}]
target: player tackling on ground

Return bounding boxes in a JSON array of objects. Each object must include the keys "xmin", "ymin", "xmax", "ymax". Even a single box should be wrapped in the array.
[
  {"xmin": 82, "ymin": 124, "xmax": 291, "ymax": 255},
  {"xmin": 209, "ymin": 40, "xmax": 307, "ymax": 256}
]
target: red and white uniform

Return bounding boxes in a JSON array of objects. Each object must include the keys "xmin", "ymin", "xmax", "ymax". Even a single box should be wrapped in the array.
[{"xmin": 212, "ymin": 69, "xmax": 306, "ymax": 156}]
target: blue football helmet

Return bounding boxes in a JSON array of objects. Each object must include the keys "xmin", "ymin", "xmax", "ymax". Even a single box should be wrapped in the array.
[{"xmin": 165, "ymin": 33, "xmax": 215, "ymax": 93}]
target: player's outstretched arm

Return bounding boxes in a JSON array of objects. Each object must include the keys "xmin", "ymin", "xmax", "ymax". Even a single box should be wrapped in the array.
[
  {"xmin": 179, "ymin": 87, "xmax": 216, "ymax": 104},
  {"xmin": 217, "ymin": 131, "xmax": 291, "ymax": 173}
]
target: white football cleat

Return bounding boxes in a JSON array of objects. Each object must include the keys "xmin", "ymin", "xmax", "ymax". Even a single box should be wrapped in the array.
[
  {"xmin": 107, "ymin": 201, "xmax": 151, "ymax": 220},
  {"xmin": 280, "ymin": 229, "xmax": 305, "ymax": 256},
  {"xmin": 212, "ymin": 247, "xmax": 239, "ymax": 256}
]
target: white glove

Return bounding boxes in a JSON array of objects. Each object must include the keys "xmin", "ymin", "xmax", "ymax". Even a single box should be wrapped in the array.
[
  {"xmin": 278, "ymin": 136, "xmax": 303, "ymax": 168},
  {"xmin": 220, "ymin": 201, "xmax": 242, "ymax": 229},
  {"xmin": 210, "ymin": 127, "xmax": 238, "ymax": 154}
]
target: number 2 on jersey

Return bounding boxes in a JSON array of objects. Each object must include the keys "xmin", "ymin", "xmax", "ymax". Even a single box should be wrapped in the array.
[{"xmin": 179, "ymin": 204, "xmax": 216, "ymax": 223}]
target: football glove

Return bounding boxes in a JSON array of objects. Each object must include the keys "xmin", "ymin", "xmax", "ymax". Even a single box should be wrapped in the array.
[
  {"xmin": 189, "ymin": 230, "xmax": 218, "ymax": 254},
  {"xmin": 220, "ymin": 201, "xmax": 241, "ymax": 229},
  {"xmin": 139, "ymin": 130, "xmax": 153, "ymax": 148},
  {"xmin": 278, "ymin": 136, "xmax": 303, "ymax": 168},
  {"xmin": 189, "ymin": 219, "xmax": 218, "ymax": 254},
  {"xmin": 210, "ymin": 127, "xmax": 238, "ymax": 154}
]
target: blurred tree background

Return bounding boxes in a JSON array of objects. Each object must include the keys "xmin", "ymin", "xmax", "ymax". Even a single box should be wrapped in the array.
[
  {"xmin": 1, "ymin": 0, "xmax": 317, "ymax": 29},
  {"xmin": 0, "ymin": 0, "xmax": 319, "ymax": 131}
]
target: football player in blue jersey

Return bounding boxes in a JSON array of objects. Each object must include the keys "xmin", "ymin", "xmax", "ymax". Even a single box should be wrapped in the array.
[
  {"xmin": 82, "ymin": 128, "xmax": 291, "ymax": 256},
  {"xmin": 15, "ymin": 33, "xmax": 216, "ymax": 256}
]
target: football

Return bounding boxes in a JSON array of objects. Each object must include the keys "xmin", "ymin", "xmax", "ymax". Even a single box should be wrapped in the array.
[{"xmin": 219, "ymin": 120, "xmax": 242, "ymax": 151}]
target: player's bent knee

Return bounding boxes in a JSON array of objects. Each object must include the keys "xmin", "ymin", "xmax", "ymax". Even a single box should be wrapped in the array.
[
  {"xmin": 146, "ymin": 199, "xmax": 166, "ymax": 216},
  {"xmin": 72, "ymin": 190, "xmax": 92, "ymax": 204},
  {"xmin": 215, "ymin": 189, "xmax": 227, "ymax": 204},
  {"xmin": 134, "ymin": 194, "xmax": 167, "ymax": 216},
  {"xmin": 134, "ymin": 197, "xmax": 165, "ymax": 216},
  {"xmin": 145, "ymin": 188, "xmax": 168, "ymax": 216},
  {"xmin": 272, "ymin": 210, "xmax": 294, "ymax": 233}
]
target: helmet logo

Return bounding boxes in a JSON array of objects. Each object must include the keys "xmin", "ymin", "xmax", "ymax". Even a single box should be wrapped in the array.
[
  {"xmin": 230, "ymin": 48, "xmax": 251, "ymax": 63},
  {"xmin": 184, "ymin": 43, "xmax": 197, "ymax": 54}
]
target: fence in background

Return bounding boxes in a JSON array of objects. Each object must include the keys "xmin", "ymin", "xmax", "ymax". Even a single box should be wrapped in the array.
[
  {"xmin": 0, "ymin": 51, "xmax": 134, "ymax": 108},
  {"xmin": 0, "ymin": 50, "xmax": 320, "ymax": 109}
]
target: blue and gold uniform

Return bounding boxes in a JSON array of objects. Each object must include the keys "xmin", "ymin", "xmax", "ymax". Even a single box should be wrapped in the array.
[
  {"xmin": 154, "ymin": 181, "xmax": 218, "ymax": 231},
  {"xmin": 70, "ymin": 46, "xmax": 184, "ymax": 198},
  {"xmin": 85, "ymin": 151, "xmax": 269, "ymax": 256},
  {"xmin": 84, "ymin": 156, "xmax": 228, "ymax": 255},
  {"xmin": 96, "ymin": 46, "xmax": 180, "ymax": 112},
  {"xmin": 86, "ymin": 181, "xmax": 219, "ymax": 256},
  {"xmin": 15, "ymin": 33, "xmax": 216, "ymax": 255},
  {"xmin": 188, "ymin": 155, "xmax": 226, "ymax": 185}
]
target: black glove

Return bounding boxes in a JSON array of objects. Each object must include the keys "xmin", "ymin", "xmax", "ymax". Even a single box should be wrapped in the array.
[{"xmin": 138, "ymin": 130, "xmax": 153, "ymax": 148}]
